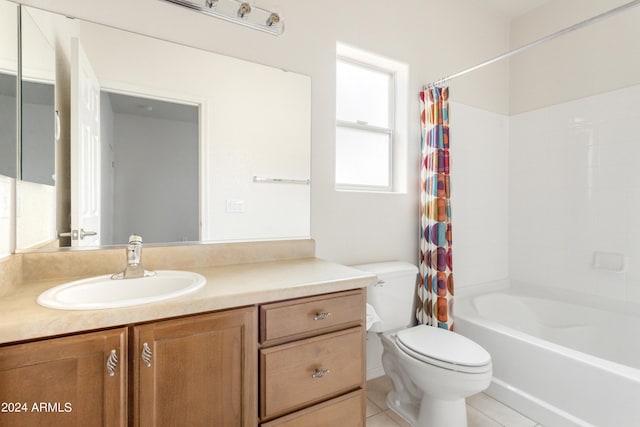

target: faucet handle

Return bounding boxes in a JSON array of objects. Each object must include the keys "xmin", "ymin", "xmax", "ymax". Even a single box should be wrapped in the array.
[{"xmin": 129, "ymin": 234, "xmax": 142, "ymax": 244}]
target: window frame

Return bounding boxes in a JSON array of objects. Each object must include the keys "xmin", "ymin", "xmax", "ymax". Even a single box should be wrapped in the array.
[{"xmin": 335, "ymin": 56, "xmax": 396, "ymax": 192}]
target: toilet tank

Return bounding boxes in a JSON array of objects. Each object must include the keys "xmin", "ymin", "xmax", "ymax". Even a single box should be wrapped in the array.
[{"xmin": 351, "ymin": 261, "xmax": 419, "ymax": 333}]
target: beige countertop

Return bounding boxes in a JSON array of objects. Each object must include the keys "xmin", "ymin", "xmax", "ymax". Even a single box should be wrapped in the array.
[{"xmin": 0, "ymin": 258, "xmax": 376, "ymax": 345}]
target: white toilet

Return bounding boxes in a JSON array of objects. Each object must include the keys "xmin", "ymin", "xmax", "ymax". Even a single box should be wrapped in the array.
[{"xmin": 354, "ymin": 261, "xmax": 492, "ymax": 427}]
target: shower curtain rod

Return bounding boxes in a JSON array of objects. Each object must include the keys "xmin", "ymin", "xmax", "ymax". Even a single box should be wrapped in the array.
[{"xmin": 423, "ymin": 0, "xmax": 640, "ymax": 89}]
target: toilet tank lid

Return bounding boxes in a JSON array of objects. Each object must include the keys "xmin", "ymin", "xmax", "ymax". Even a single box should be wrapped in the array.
[{"xmin": 350, "ymin": 261, "xmax": 418, "ymax": 277}]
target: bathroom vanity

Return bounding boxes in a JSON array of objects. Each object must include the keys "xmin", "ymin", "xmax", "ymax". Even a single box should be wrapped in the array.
[{"xmin": 0, "ymin": 244, "xmax": 374, "ymax": 427}]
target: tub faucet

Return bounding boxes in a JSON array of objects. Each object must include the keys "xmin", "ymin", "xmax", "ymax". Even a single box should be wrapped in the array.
[{"xmin": 111, "ymin": 234, "xmax": 156, "ymax": 279}]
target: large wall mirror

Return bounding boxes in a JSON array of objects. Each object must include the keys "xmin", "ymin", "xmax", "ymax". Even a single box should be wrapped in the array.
[{"xmin": 13, "ymin": 3, "xmax": 311, "ymax": 251}]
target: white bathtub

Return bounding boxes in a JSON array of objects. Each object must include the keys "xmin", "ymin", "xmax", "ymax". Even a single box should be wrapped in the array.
[{"xmin": 456, "ymin": 285, "xmax": 640, "ymax": 427}]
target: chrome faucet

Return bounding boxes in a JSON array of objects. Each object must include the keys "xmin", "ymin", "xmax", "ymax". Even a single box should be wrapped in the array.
[{"xmin": 111, "ymin": 234, "xmax": 156, "ymax": 279}]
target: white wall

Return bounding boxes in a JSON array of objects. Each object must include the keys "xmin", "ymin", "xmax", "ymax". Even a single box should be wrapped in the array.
[
  {"xmin": 0, "ymin": 0, "xmax": 17, "ymax": 73},
  {"xmin": 14, "ymin": 0, "xmax": 512, "ymax": 267},
  {"xmin": 15, "ymin": 180, "xmax": 56, "ymax": 248},
  {"xmin": 21, "ymin": 6, "xmax": 55, "ymax": 83},
  {"xmin": 509, "ymin": 0, "xmax": 640, "ymax": 114}
]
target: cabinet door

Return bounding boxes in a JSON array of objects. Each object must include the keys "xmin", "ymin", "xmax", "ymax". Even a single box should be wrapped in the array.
[
  {"xmin": 134, "ymin": 307, "xmax": 258, "ymax": 427},
  {"xmin": 0, "ymin": 328, "xmax": 127, "ymax": 427}
]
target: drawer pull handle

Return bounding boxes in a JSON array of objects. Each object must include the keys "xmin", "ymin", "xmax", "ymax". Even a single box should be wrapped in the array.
[
  {"xmin": 106, "ymin": 349, "xmax": 118, "ymax": 377},
  {"xmin": 312, "ymin": 368, "xmax": 330, "ymax": 378},
  {"xmin": 142, "ymin": 342, "xmax": 153, "ymax": 368},
  {"xmin": 313, "ymin": 312, "xmax": 331, "ymax": 321}
]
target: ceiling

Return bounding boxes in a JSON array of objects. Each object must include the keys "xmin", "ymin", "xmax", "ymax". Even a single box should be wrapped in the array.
[
  {"xmin": 106, "ymin": 92, "xmax": 198, "ymax": 123},
  {"xmin": 480, "ymin": 0, "xmax": 553, "ymax": 19}
]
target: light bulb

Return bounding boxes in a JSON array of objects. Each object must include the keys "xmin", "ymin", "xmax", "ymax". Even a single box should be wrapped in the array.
[
  {"xmin": 238, "ymin": 2, "xmax": 251, "ymax": 18},
  {"xmin": 266, "ymin": 12, "xmax": 280, "ymax": 27}
]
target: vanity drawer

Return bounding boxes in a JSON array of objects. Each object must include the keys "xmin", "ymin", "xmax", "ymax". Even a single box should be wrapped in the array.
[
  {"xmin": 260, "ymin": 390, "xmax": 364, "ymax": 427},
  {"xmin": 260, "ymin": 289, "xmax": 364, "ymax": 345},
  {"xmin": 260, "ymin": 327, "xmax": 364, "ymax": 420}
]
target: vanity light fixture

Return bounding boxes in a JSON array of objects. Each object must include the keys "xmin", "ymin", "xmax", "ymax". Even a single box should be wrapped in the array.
[{"xmin": 160, "ymin": 0, "xmax": 284, "ymax": 36}]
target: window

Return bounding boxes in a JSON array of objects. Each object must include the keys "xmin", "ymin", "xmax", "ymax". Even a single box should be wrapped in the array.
[{"xmin": 335, "ymin": 43, "xmax": 408, "ymax": 192}]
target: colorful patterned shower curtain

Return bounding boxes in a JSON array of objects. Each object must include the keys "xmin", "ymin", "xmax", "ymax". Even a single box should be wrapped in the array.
[{"xmin": 418, "ymin": 87, "xmax": 454, "ymax": 330}]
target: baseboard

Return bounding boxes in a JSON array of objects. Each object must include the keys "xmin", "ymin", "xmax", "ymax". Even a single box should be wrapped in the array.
[{"xmin": 366, "ymin": 366, "xmax": 386, "ymax": 381}]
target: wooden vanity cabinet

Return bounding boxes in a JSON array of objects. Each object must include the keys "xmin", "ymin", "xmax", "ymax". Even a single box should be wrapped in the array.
[
  {"xmin": 133, "ymin": 307, "xmax": 258, "ymax": 427},
  {"xmin": 0, "ymin": 289, "xmax": 365, "ymax": 427},
  {"xmin": 259, "ymin": 289, "xmax": 366, "ymax": 426},
  {"xmin": 0, "ymin": 307, "xmax": 258, "ymax": 427},
  {"xmin": 0, "ymin": 328, "xmax": 127, "ymax": 427}
]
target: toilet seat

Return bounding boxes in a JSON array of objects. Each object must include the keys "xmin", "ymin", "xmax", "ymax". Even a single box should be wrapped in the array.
[{"xmin": 395, "ymin": 325, "xmax": 491, "ymax": 374}]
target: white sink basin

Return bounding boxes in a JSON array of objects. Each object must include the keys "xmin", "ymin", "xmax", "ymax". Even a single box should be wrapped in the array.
[{"xmin": 37, "ymin": 270, "xmax": 206, "ymax": 310}]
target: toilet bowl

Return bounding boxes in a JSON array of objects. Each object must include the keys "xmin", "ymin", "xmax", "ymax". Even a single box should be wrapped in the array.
[
  {"xmin": 382, "ymin": 325, "xmax": 492, "ymax": 427},
  {"xmin": 353, "ymin": 261, "xmax": 493, "ymax": 427}
]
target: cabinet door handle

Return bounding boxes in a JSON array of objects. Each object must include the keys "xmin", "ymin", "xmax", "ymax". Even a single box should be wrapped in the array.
[
  {"xmin": 106, "ymin": 349, "xmax": 118, "ymax": 377},
  {"xmin": 313, "ymin": 312, "xmax": 331, "ymax": 321},
  {"xmin": 142, "ymin": 342, "xmax": 153, "ymax": 368},
  {"xmin": 312, "ymin": 368, "xmax": 330, "ymax": 378}
]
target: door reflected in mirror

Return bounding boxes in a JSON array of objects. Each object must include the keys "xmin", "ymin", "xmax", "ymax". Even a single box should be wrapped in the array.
[{"xmin": 101, "ymin": 91, "xmax": 199, "ymax": 246}]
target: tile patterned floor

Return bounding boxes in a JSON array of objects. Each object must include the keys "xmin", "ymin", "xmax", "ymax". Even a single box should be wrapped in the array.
[{"xmin": 366, "ymin": 376, "xmax": 543, "ymax": 427}]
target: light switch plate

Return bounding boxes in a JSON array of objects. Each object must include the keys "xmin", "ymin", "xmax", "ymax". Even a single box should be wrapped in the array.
[{"xmin": 225, "ymin": 199, "xmax": 245, "ymax": 213}]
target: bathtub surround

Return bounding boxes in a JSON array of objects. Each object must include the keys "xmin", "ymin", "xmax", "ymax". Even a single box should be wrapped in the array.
[
  {"xmin": 448, "ymin": 101, "xmax": 509, "ymax": 289},
  {"xmin": 510, "ymin": 83, "xmax": 640, "ymax": 305},
  {"xmin": 418, "ymin": 87, "xmax": 455, "ymax": 330},
  {"xmin": 448, "ymin": 82, "xmax": 640, "ymax": 304}
]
